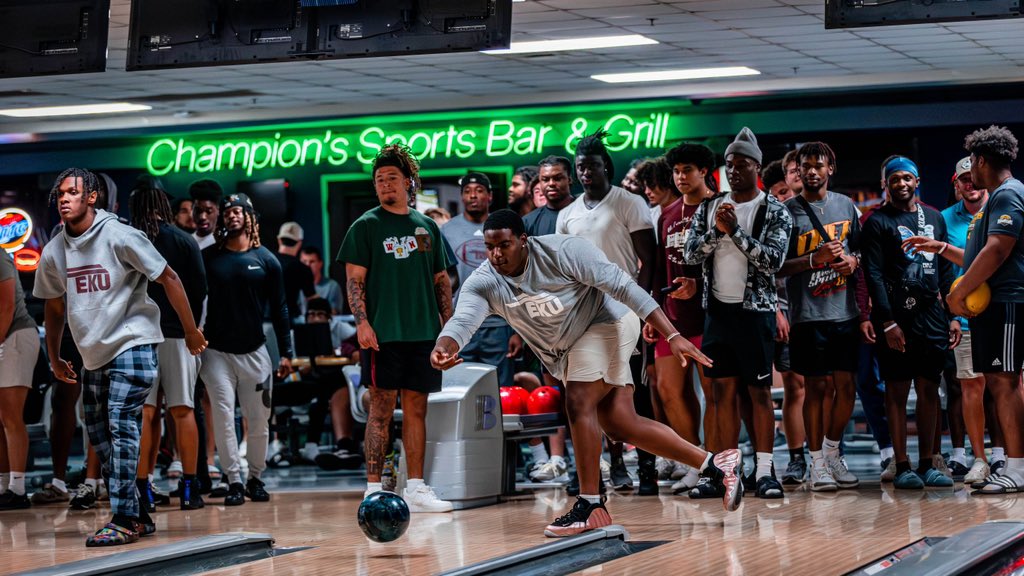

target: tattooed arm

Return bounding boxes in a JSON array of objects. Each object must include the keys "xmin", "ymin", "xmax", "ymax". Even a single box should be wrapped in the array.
[
  {"xmin": 434, "ymin": 270, "xmax": 453, "ymax": 324},
  {"xmin": 345, "ymin": 263, "xmax": 378, "ymax": 351}
]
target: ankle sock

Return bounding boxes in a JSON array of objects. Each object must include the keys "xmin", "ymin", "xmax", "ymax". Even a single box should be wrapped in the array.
[
  {"xmin": 789, "ymin": 448, "xmax": 804, "ymax": 461},
  {"xmin": 406, "ymin": 478, "xmax": 424, "ymax": 490},
  {"xmin": 136, "ymin": 478, "xmax": 150, "ymax": 497},
  {"xmin": 1006, "ymin": 457, "xmax": 1024, "ymax": 474},
  {"xmin": 112, "ymin": 514, "xmax": 135, "ymax": 529},
  {"xmin": 51, "ymin": 478, "xmax": 67, "ymax": 493},
  {"xmin": 992, "ymin": 447, "xmax": 1006, "ymax": 464},
  {"xmin": 951, "ymin": 448, "xmax": 967, "ymax": 465},
  {"xmin": 916, "ymin": 460, "xmax": 933, "ymax": 475},
  {"xmin": 85, "ymin": 478, "xmax": 98, "ymax": 490},
  {"xmin": 580, "ymin": 494, "xmax": 601, "ymax": 504},
  {"xmin": 823, "ymin": 437, "xmax": 840, "ymax": 457},
  {"xmin": 366, "ymin": 481, "xmax": 382, "ymax": 494},
  {"xmin": 304, "ymin": 441, "xmax": 318, "ymax": 453},
  {"xmin": 896, "ymin": 460, "xmax": 912, "ymax": 475},
  {"xmin": 530, "ymin": 442, "xmax": 549, "ymax": 464},
  {"xmin": 880, "ymin": 446, "xmax": 895, "ymax": 461},
  {"xmin": 755, "ymin": 452, "xmax": 773, "ymax": 479},
  {"xmin": 9, "ymin": 473, "xmax": 25, "ymax": 496},
  {"xmin": 698, "ymin": 453, "xmax": 712, "ymax": 473}
]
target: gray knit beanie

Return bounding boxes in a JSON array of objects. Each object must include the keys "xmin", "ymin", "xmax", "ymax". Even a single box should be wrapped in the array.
[{"xmin": 725, "ymin": 127, "xmax": 762, "ymax": 165}]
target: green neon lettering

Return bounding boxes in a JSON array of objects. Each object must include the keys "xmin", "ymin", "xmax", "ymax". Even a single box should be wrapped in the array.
[
  {"xmin": 195, "ymin": 145, "xmax": 217, "ymax": 172},
  {"xmin": 248, "ymin": 141, "xmax": 274, "ymax": 176},
  {"xmin": 147, "ymin": 138, "xmax": 177, "ymax": 176},
  {"xmin": 455, "ymin": 129, "xmax": 476, "ymax": 159},
  {"xmin": 327, "ymin": 136, "xmax": 349, "ymax": 166},
  {"xmin": 406, "ymin": 131, "xmax": 433, "ymax": 159},
  {"xmin": 216, "ymin": 141, "xmax": 250, "ymax": 171},
  {"xmin": 444, "ymin": 125, "xmax": 458, "ymax": 157},
  {"xmin": 513, "ymin": 125, "xmax": 541, "ymax": 155},
  {"xmin": 486, "ymin": 120, "xmax": 515, "ymax": 157},
  {"xmin": 537, "ymin": 125, "xmax": 553, "ymax": 152},
  {"xmin": 300, "ymin": 137, "xmax": 322, "ymax": 166},
  {"xmin": 358, "ymin": 127, "xmax": 385, "ymax": 165},
  {"xmin": 603, "ymin": 114, "xmax": 634, "ymax": 152},
  {"xmin": 176, "ymin": 139, "xmax": 197, "ymax": 174}
]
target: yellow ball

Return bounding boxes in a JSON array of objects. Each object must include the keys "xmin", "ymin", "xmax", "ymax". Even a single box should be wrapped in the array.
[{"xmin": 951, "ymin": 276, "xmax": 991, "ymax": 315}]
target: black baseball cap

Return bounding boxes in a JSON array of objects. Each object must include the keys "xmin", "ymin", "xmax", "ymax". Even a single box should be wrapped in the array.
[{"xmin": 459, "ymin": 172, "xmax": 492, "ymax": 192}]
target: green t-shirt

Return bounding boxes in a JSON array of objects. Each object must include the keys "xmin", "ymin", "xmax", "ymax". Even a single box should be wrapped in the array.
[
  {"xmin": 0, "ymin": 251, "xmax": 37, "ymax": 339},
  {"xmin": 337, "ymin": 207, "xmax": 449, "ymax": 343}
]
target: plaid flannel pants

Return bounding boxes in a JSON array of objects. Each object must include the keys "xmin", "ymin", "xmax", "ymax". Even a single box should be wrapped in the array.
[{"xmin": 82, "ymin": 344, "xmax": 158, "ymax": 518}]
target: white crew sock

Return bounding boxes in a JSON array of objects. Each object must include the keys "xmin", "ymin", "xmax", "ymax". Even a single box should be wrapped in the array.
[
  {"xmin": 698, "ymin": 453, "xmax": 712, "ymax": 473},
  {"xmin": 951, "ymin": 448, "xmax": 967, "ymax": 466},
  {"xmin": 366, "ymin": 481, "xmax": 383, "ymax": 494},
  {"xmin": 755, "ymin": 452, "xmax": 773, "ymax": 479},
  {"xmin": 822, "ymin": 437, "xmax": 841, "ymax": 457},
  {"xmin": 147, "ymin": 473, "xmax": 154, "ymax": 485},
  {"xmin": 530, "ymin": 442, "xmax": 549, "ymax": 464},
  {"xmin": 992, "ymin": 447, "xmax": 1006, "ymax": 464},
  {"xmin": 406, "ymin": 478, "xmax": 424, "ymax": 492},
  {"xmin": 580, "ymin": 494, "xmax": 601, "ymax": 504},
  {"xmin": 305, "ymin": 442, "xmax": 318, "ymax": 452},
  {"xmin": 880, "ymin": 446, "xmax": 894, "ymax": 461},
  {"xmin": 0, "ymin": 472, "xmax": 9, "ymax": 493},
  {"xmin": 51, "ymin": 478, "xmax": 67, "ymax": 493},
  {"xmin": 1006, "ymin": 457, "xmax": 1024, "ymax": 474},
  {"xmin": 84, "ymin": 478, "xmax": 98, "ymax": 489},
  {"xmin": 9, "ymin": 473, "xmax": 25, "ymax": 496}
]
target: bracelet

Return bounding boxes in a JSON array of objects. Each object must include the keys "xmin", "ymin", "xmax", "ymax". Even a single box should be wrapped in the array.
[
  {"xmin": 666, "ymin": 332, "xmax": 681, "ymax": 342},
  {"xmin": 883, "ymin": 323, "xmax": 900, "ymax": 333},
  {"xmin": 809, "ymin": 253, "xmax": 817, "ymax": 269},
  {"xmin": 938, "ymin": 242, "xmax": 948, "ymax": 255}
]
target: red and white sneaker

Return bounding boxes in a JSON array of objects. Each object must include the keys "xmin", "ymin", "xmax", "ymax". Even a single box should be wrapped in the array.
[
  {"xmin": 543, "ymin": 496, "xmax": 612, "ymax": 538},
  {"xmin": 711, "ymin": 449, "xmax": 744, "ymax": 512}
]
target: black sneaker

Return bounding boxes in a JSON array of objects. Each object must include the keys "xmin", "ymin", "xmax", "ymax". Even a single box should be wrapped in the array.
[
  {"xmin": 782, "ymin": 457, "xmax": 807, "ymax": 485},
  {"xmin": 0, "ymin": 490, "xmax": 30, "ymax": 510},
  {"xmin": 688, "ymin": 476, "xmax": 725, "ymax": 499},
  {"xmin": 637, "ymin": 463, "xmax": 659, "ymax": 496},
  {"xmin": 245, "ymin": 477, "xmax": 270, "ymax": 502},
  {"xmin": 69, "ymin": 483, "xmax": 98, "ymax": 510},
  {"xmin": 565, "ymin": 472, "xmax": 606, "ymax": 496},
  {"xmin": 224, "ymin": 482, "xmax": 245, "ymax": 506},
  {"xmin": 948, "ymin": 461, "xmax": 970, "ymax": 482},
  {"xmin": 150, "ymin": 483, "xmax": 171, "ymax": 506},
  {"xmin": 543, "ymin": 497, "xmax": 612, "ymax": 538},
  {"xmin": 756, "ymin": 475, "xmax": 784, "ymax": 499},
  {"xmin": 608, "ymin": 457, "xmax": 633, "ymax": 491},
  {"xmin": 315, "ymin": 439, "xmax": 365, "ymax": 471},
  {"xmin": 178, "ymin": 479, "xmax": 205, "ymax": 510},
  {"xmin": 139, "ymin": 483, "xmax": 157, "ymax": 514},
  {"xmin": 742, "ymin": 471, "xmax": 756, "ymax": 492}
]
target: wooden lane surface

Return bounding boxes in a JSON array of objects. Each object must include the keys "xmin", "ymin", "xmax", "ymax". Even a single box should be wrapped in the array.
[{"xmin": 3, "ymin": 487, "xmax": 1022, "ymax": 575}]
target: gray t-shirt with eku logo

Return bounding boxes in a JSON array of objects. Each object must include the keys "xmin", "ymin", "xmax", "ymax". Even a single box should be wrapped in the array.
[{"xmin": 439, "ymin": 234, "xmax": 659, "ymax": 380}]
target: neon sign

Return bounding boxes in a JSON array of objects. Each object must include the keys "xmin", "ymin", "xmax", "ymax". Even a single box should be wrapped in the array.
[
  {"xmin": 145, "ymin": 103, "xmax": 681, "ymax": 176},
  {"xmin": 0, "ymin": 208, "xmax": 33, "ymax": 252}
]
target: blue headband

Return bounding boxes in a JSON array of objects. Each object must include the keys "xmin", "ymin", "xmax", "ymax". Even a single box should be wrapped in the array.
[{"xmin": 884, "ymin": 157, "xmax": 919, "ymax": 181}]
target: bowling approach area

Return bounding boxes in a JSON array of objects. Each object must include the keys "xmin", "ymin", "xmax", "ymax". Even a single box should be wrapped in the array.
[{"xmin": 2, "ymin": 364, "xmax": 1023, "ymax": 576}]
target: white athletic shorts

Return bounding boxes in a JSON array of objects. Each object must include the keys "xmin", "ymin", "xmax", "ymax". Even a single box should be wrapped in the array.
[
  {"xmin": 146, "ymin": 338, "xmax": 200, "ymax": 408},
  {"xmin": 564, "ymin": 312, "xmax": 640, "ymax": 386},
  {"xmin": 954, "ymin": 331, "xmax": 980, "ymax": 381},
  {"xmin": 0, "ymin": 328, "xmax": 39, "ymax": 389}
]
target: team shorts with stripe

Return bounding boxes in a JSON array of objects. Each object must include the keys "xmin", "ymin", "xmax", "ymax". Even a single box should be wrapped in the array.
[
  {"xmin": 972, "ymin": 302, "xmax": 1024, "ymax": 374},
  {"xmin": 360, "ymin": 341, "xmax": 442, "ymax": 394}
]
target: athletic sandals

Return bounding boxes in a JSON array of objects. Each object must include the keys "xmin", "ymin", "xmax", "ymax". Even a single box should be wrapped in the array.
[
  {"xmin": 544, "ymin": 496, "xmax": 612, "ymax": 538},
  {"xmin": 85, "ymin": 523, "xmax": 139, "ymax": 547}
]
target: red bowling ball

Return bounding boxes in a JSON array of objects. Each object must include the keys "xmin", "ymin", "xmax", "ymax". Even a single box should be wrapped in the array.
[
  {"xmin": 527, "ymin": 386, "xmax": 561, "ymax": 414},
  {"xmin": 499, "ymin": 387, "xmax": 527, "ymax": 415}
]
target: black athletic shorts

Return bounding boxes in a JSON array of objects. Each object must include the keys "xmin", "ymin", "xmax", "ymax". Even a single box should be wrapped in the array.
[
  {"xmin": 774, "ymin": 309, "xmax": 791, "ymax": 373},
  {"xmin": 702, "ymin": 297, "xmax": 776, "ymax": 387},
  {"xmin": 875, "ymin": 337, "xmax": 945, "ymax": 383},
  {"xmin": 789, "ymin": 318, "xmax": 860, "ymax": 377},
  {"xmin": 361, "ymin": 341, "xmax": 442, "ymax": 393},
  {"xmin": 971, "ymin": 302, "xmax": 1024, "ymax": 374}
]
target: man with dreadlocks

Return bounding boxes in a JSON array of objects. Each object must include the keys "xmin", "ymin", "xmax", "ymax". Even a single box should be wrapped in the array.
[
  {"xmin": 777, "ymin": 141, "xmax": 862, "ymax": 494},
  {"xmin": 34, "ymin": 168, "xmax": 207, "ymax": 546},
  {"xmin": 128, "ymin": 183, "xmax": 207, "ymax": 511},
  {"xmin": 338, "ymin": 144, "xmax": 455, "ymax": 512},
  {"xmin": 199, "ymin": 193, "xmax": 292, "ymax": 506},
  {"xmin": 557, "ymin": 130, "xmax": 659, "ymax": 495}
]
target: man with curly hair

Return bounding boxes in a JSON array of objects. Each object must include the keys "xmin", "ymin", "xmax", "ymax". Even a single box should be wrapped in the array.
[
  {"xmin": 951, "ymin": 125, "xmax": 1024, "ymax": 494},
  {"xmin": 338, "ymin": 144, "xmax": 455, "ymax": 512}
]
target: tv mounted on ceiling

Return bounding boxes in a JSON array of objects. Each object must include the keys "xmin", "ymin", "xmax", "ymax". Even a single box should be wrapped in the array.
[
  {"xmin": 0, "ymin": 0, "xmax": 110, "ymax": 79},
  {"xmin": 126, "ymin": 0, "xmax": 511, "ymax": 71},
  {"xmin": 825, "ymin": 0, "xmax": 1023, "ymax": 29}
]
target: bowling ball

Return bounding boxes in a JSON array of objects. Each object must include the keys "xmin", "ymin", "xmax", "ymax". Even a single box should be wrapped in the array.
[
  {"xmin": 527, "ymin": 386, "xmax": 561, "ymax": 414},
  {"xmin": 500, "ymin": 387, "xmax": 525, "ymax": 415},
  {"xmin": 951, "ymin": 276, "xmax": 991, "ymax": 315},
  {"xmin": 511, "ymin": 386, "xmax": 531, "ymax": 407},
  {"xmin": 357, "ymin": 491, "xmax": 410, "ymax": 543}
]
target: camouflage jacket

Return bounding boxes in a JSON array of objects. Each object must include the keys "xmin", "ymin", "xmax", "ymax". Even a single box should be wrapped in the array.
[{"xmin": 682, "ymin": 192, "xmax": 793, "ymax": 313}]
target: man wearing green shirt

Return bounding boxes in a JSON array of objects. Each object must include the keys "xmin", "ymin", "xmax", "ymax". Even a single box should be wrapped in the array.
[{"xmin": 337, "ymin": 144, "xmax": 455, "ymax": 513}]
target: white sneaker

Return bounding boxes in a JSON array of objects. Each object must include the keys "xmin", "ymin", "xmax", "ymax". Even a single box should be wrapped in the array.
[
  {"xmin": 670, "ymin": 461, "xmax": 689, "ymax": 481},
  {"xmin": 655, "ymin": 457, "xmax": 674, "ymax": 480},
  {"xmin": 600, "ymin": 458, "xmax": 611, "ymax": 482},
  {"xmin": 965, "ymin": 460, "xmax": 990, "ymax": 485},
  {"xmin": 403, "ymin": 484, "xmax": 454, "ymax": 513},
  {"xmin": 530, "ymin": 455, "xmax": 568, "ymax": 482},
  {"xmin": 933, "ymin": 454, "xmax": 952, "ymax": 479},
  {"xmin": 810, "ymin": 460, "xmax": 838, "ymax": 492},
  {"xmin": 167, "ymin": 460, "xmax": 183, "ymax": 479},
  {"xmin": 240, "ymin": 440, "xmax": 249, "ymax": 459},
  {"xmin": 881, "ymin": 458, "xmax": 896, "ymax": 482},
  {"xmin": 300, "ymin": 445, "xmax": 320, "ymax": 462},
  {"xmin": 826, "ymin": 453, "xmax": 859, "ymax": 488},
  {"xmin": 671, "ymin": 467, "xmax": 701, "ymax": 494}
]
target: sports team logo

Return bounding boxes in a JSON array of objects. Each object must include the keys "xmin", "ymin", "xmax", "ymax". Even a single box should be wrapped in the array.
[
  {"xmin": 997, "ymin": 214, "xmax": 1014, "ymax": 227},
  {"xmin": 0, "ymin": 208, "xmax": 33, "ymax": 253},
  {"xmin": 383, "ymin": 236, "xmax": 418, "ymax": 259}
]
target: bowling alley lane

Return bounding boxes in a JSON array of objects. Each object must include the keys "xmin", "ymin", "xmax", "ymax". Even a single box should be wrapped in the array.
[{"xmin": 5, "ymin": 487, "xmax": 1022, "ymax": 575}]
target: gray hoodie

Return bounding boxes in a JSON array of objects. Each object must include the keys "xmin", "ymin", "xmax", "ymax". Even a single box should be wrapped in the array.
[
  {"xmin": 439, "ymin": 234, "xmax": 659, "ymax": 380},
  {"xmin": 34, "ymin": 209, "xmax": 167, "ymax": 370}
]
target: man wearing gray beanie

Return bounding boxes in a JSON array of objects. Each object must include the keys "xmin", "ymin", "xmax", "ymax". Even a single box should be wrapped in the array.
[{"xmin": 682, "ymin": 126, "xmax": 793, "ymax": 500}]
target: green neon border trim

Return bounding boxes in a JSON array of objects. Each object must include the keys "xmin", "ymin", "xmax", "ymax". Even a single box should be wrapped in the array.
[{"xmin": 319, "ymin": 165, "xmax": 514, "ymax": 275}]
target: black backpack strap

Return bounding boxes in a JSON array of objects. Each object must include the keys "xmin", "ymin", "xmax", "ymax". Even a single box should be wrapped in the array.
[
  {"xmin": 794, "ymin": 194, "xmax": 833, "ymax": 243},
  {"xmin": 752, "ymin": 197, "xmax": 769, "ymax": 238}
]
